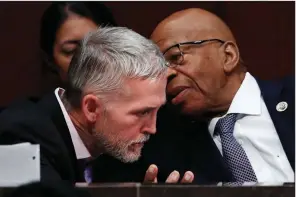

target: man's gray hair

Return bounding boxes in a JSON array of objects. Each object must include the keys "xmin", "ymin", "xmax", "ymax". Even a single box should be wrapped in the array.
[{"xmin": 65, "ymin": 26, "xmax": 167, "ymax": 108}]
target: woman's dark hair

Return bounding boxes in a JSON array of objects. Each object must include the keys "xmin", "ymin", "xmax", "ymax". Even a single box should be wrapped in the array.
[{"xmin": 40, "ymin": 2, "xmax": 117, "ymax": 61}]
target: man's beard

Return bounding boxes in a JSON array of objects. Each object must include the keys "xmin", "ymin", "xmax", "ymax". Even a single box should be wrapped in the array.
[{"xmin": 94, "ymin": 125, "xmax": 150, "ymax": 163}]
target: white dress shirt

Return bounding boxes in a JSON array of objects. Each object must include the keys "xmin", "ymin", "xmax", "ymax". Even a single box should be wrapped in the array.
[
  {"xmin": 55, "ymin": 88, "xmax": 91, "ymax": 159},
  {"xmin": 208, "ymin": 72, "xmax": 294, "ymax": 183}
]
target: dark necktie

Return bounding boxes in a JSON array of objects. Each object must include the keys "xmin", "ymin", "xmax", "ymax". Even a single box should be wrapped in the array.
[
  {"xmin": 77, "ymin": 159, "xmax": 92, "ymax": 184},
  {"xmin": 214, "ymin": 113, "xmax": 257, "ymax": 183}
]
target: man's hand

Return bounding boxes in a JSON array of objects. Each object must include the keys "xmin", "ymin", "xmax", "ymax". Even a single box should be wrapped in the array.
[{"xmin": 144, "ymin": 164, "xmax": 194, "ymax": 183}]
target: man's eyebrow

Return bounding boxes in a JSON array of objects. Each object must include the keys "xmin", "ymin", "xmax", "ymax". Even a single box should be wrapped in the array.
[
  {"xmin": 129, "ymin": 107, "xmax": 154, "ymax": 114},
  {"xmin": 140, "ymin": 106, "xmax": 158, "ymax": 111},
  {"xmin": 133, "ymin": 103, "xmax": 165, "ymax": 112}
]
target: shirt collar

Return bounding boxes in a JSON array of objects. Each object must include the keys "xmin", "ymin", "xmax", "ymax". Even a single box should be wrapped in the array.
[
  {"xmin": 54, "ymin": 88, "xmax": 91, "ymax": 159},
  {"xmin": 208, "ymin": 72, "xmax": 262, "ymax": 137},
  {"xmin": 227, "ymin": 72, "xmax": 261, "ymax": 115}
]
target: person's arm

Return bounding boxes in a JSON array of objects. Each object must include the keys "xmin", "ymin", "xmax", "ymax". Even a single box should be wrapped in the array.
[{"xmin": 40, "ymin": 154, "xmax": 62, "ymax": 181}]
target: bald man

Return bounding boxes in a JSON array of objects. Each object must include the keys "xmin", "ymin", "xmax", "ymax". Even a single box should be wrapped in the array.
[
  {"xmin": 149, "ymin": 8, "xmax": 294, "ymax": 183},
  {"xmin": 93, "ymin": 8, "xmax": 294, "ymax": 184}
]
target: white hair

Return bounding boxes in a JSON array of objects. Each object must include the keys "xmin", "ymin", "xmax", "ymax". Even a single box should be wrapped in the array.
[{"xmin": 65, "ymin": 26, "xmax": 167, "ymax": 107}]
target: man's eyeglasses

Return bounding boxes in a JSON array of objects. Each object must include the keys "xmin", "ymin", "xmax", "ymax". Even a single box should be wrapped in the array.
[{"xmin": 163, "ymin": 39, "xmax": 225, "ymax": 68}]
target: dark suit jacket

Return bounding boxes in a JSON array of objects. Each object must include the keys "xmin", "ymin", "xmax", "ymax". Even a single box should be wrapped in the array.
[
  {"xmin": 0, "ymin": 94, "xmax": 85, "ymax": 183},
  {"xmin": 92, "ymin": 76, "xmax": 295, "ymax": 183}
]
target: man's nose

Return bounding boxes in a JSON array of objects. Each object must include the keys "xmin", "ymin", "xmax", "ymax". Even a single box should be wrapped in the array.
[
  {"xmin": 144, "ymin": 115, "xmax": 157, "ymax": 135},
  {"xmin": 167, "ymin": 67, "xmax": 177, "ymax": 80},
  {"xmin": 145, "ymin": 124, "xmax": 157, "ymax": 135}
]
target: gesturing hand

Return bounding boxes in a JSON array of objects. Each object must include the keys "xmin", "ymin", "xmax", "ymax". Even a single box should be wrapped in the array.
[{"xmin": 144, "ymin": 164, "xmax": 194, "ymax": 183}]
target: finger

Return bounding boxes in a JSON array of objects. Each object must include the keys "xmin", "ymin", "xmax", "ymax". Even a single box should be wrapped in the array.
[
  {"xmin": 144, "ymin": 164, "xmax": 158, "ymax": 183},
  {"xmin": 180, "ymin": 171, "xmax": 194, "ymax": 183},
  {"xmin": 165, "ymin": 170, "xmax": 180, "ymax": 183}
]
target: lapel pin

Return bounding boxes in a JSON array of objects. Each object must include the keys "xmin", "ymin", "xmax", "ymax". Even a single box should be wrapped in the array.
[{"xmin": 276, "ymin": 101, "xmax": 288, "ymax": 112}]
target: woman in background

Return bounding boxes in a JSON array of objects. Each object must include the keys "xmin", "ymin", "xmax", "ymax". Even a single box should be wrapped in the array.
[
  {"xmin": 0, "ymin": 2, "xmax": 116, "ymax": 109},
  {"xmin": 40, "ymin": 2, "xmax": 117, "ymax": 91}
]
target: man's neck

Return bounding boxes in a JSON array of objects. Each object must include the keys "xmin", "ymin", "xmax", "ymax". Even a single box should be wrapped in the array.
[
  {"xmin": 196, "ymin": 71, "xmax": 247, "ymax": 122},
  {"xmin": 61, "ymin": 96, "xmax": 104, "ymax": 158},
  {"xmin": 69, "ymin": 110, "xmax": 104, "ymax": 158}
]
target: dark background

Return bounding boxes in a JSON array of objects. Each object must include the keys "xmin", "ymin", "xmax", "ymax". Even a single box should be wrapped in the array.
[{"xmin": 0, "ymin": 1, "xmax": 294, "ymax": 107}]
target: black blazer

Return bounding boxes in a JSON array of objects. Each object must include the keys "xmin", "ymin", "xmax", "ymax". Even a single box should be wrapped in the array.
[
  {"xmin": 92, "ymin": 76, "xmax": 295, "ymax": 183},
  {"xmin": 0, "ymin": 93, "xmax": 84, "ymax": 183}
]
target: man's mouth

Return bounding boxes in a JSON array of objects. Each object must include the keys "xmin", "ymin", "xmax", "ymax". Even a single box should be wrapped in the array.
[
  {"xmin": 168, "ymin": 86, "xmax": 189, "ymax": 105},
  {"xmin": 128, "ymin": 142, "xmax": 145, "ymax": 152},
  {"xmin": 130, "ymin": 138, "xmax": 148, "ymax": 146},
  {"xmin": 171, "ymin": 88, "xmax": 189, "ymax": 105},
  {"xmin": 132, "ymin": 142, "xmax": 144, "ymax": 147}
]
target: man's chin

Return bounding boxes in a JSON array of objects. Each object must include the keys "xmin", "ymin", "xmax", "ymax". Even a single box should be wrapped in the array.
[
  {"xmin": 120, "ymin": 145, "xmax": 143, "ymax": 163},
  {"xmin": 167, "ymin": 103, "xmax": 208, "ymax": 123},
  {"xmin": 168, "ymin": 101, "xmax": 193, "ymax": 116},
  {"xmin": 110, "ymin": 146, "xmax": 142, "ymax": 163},
  {"xmin": 119, "ymin": 152, "xmax": 141, "ymax": 163}
]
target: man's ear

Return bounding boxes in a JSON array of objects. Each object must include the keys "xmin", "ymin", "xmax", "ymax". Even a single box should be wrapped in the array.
[
  {"xmin": 221, "ymin": 41, "xmax": 240, "ymax": 73},
  {"xmin": 81, "ymin": 94, "xmax": 102, "ymax": 123}
]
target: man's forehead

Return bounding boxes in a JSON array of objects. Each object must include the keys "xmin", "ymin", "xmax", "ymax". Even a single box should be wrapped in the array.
[
  {"xmin": 120, "ymin": 89, "xmax": 166, "ymax": 110},
  {"xmin": 152, "ymin": 28, "xmax": 202, "ymax": 53},
  {"xmin": 153, "ymin": 35, "xmax": 189, "ymax": 53},
  {"xmin": 151, "ymin": 14, "xmax": 223, "ymax": 50},
  {"xmin": 136, "ymin": 94, "xmax": 166, "ymax": 107},
  {"xmin": 121, "ymin": 77, "xmax": 166, "ymax": 96}
]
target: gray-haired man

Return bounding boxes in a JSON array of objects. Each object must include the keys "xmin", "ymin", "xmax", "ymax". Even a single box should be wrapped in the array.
[{"xmin": 0, "ymin": 27, "xmax": 168, "ymax": 183}]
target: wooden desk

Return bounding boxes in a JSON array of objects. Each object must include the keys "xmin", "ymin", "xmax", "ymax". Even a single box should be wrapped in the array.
[{"xmin": 0, "ymin": 183, "xmax": 294, "ymax": 197}]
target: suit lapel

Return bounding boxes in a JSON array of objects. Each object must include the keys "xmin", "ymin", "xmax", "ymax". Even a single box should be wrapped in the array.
[
  {"xmin": 190, "ymin": 122, "xmax": 233, "ymax": 183},
  {"xmin": 38, "ymin": 93, "xmax": 83, "ymax": 181},
  {"xmin": 257, "ymin": 79, "xmax": 295, "ymax": 170}
]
